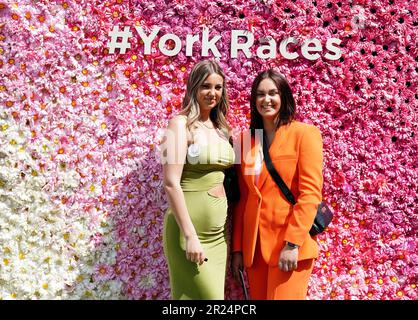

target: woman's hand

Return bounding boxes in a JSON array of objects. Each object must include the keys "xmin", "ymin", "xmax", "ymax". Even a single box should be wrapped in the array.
[
  {"xmin": 185, "ymin": 234, "xmax": 206, "ymax": 265},
  {"xmin": 278, "ymin": 244, "xmax": 299, "ymax": 272},
  {"xmin": 231, "ymin": 252, "xmax": 244, "ymax": 283}
]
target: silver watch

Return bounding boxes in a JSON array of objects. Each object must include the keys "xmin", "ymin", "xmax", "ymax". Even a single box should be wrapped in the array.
[{"xmin": 286, "ymin": 241, "xmax": 299, "ymax": 249}]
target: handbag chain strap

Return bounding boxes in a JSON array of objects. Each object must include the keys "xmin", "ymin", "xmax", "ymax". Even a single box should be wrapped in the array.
[{"xmin": 261, "ymin": 132, "xmax": 297, "ymax": 206}]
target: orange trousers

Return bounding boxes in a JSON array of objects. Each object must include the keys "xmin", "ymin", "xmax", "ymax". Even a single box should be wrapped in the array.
[{"xmin": 245, "ymin": 236, "xmax": 314, "ymax": 300}]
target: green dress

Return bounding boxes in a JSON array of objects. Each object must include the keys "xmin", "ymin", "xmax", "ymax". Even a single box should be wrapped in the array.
[{"xmin": 163, "ymin": 140, "xmax": 235, "ymax": 300}]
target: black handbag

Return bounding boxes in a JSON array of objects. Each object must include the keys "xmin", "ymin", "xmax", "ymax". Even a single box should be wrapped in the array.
[
  {"xmin": 223, "ymin": 166, "xmax": 240, "ymax": 202},
  {"xmin": 261, "ymin": 132, "xmax": 333, "ymax": 236},
  {"xmin": 223, "ymin": 135, "xmax": 240, "ymax": 203}
]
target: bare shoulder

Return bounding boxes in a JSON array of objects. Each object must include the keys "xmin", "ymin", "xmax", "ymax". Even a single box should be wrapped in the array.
[
  {"xmin": 169, "ymin": 114, "xmax": 187, "ymax": 124},
  {"xmin": 167, "ymin": 115, "xmax": 187, "ymax": 130}
]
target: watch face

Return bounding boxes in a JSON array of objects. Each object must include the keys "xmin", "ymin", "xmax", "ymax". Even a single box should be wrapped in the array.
[{"xmin": 287, "ymin": 242, "xmax": 298, "ymax": 248}]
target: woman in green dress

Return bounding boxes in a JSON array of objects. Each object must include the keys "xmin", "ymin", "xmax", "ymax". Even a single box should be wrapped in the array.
[{"xmin": 162, "ymin": 60, "xmax": 234, "ymax": 299}]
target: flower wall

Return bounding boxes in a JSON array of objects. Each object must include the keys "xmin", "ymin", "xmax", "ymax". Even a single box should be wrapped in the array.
[{"xmin": 0, "ymin": 0, "xmax": 416, "ymax": 300}]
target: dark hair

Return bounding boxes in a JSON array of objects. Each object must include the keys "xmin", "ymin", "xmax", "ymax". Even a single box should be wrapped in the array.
[{"xmin": 249, "ymin": 70, "xmax": 296, "ymax": 135}]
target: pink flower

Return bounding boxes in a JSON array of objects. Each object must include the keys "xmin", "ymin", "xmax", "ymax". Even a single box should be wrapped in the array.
[
  {"xmin": 1, "ymin": 0, "xmax": 416, "ymax": 301},
  {"xmin": 93, "ymin": 264, "xmax": 115, "ymax": 282}
]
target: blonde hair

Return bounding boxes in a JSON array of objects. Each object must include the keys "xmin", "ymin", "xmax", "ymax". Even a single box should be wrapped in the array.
[{"xmin": 179, "ymin": 60, "xmax": 231, "ymax": 140}]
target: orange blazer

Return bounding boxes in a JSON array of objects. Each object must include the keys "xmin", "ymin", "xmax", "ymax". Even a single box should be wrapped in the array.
[{"xmin": 232, "ymin": 121, "xmax": 323, "ymax": 267}]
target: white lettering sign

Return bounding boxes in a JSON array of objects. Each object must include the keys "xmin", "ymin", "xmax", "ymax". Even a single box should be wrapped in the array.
[{"xmin": 109, "ymin": 26, "xmax": 342, "ymax": 61}]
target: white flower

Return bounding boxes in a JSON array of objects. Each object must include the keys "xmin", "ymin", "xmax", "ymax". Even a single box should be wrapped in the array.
[
  {"xmin": 138, "ymin": 273, "xmax": 156, "ymax": 290},
  {"xmin": 187, "ymin": 143, "xmax": 201, "ymax": 158},
  {"xmin": 0, "ymin": 111, "xmax": 125, "ymax": 300},
  {"xmin": 60, "ymin": 170, "xmax": 80, "ymax": 189}
]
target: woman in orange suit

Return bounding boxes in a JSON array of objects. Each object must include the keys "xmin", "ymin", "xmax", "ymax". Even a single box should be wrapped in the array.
[{"xmin": 231, "ymin": 69, "xmax": 323, "ymax": 300}]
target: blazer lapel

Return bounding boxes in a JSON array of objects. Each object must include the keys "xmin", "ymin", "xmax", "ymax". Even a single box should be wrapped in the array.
[
  {"xmin": 241, "ymin": 133, "xmax": 262, "ymax": 196},
  {"xmin": 256, "ymin": 161, "xmax": 269, "ymax": 190},
  {"xmin": 257, "ymin": 125, "xmax": 286, "ymax": 190}
]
